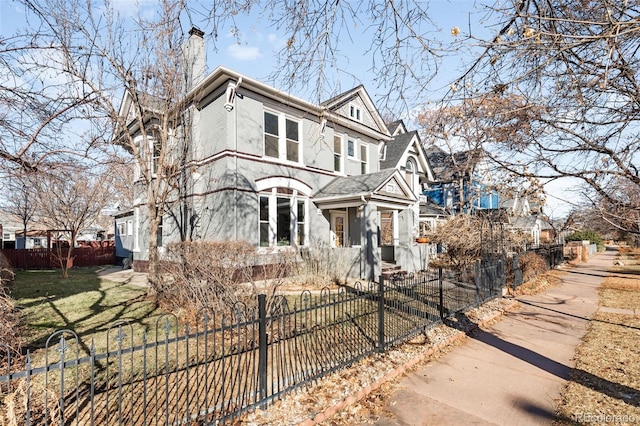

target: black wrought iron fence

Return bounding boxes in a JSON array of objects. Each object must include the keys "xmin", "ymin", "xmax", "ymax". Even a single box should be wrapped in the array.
[
  {"xmin": 512, "ymin": 244, "xmax": 564, "ymax": 289},
  {"xmin": 0, "ymin": 260, "xmax": 505, "ymax": 425}
]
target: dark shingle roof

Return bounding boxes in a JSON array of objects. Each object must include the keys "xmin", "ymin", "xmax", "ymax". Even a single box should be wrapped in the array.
[
  {"xmin": 313, "ymin": 169, "xmax": 398, "ymax": 198},
  {"xmin": 420, "ymin": 201, "xmax": 449, "ymax": 217},
  {"xmin": 387, "ymin": 120, "xmax": 404, "ymax": 135},
  {"xmin": 380, "ymin": 131, "xmax": 419, "ymax": 169},
  {"xmin": 425, "ymin": 146, "xmax": 484, "ymax": 182}
]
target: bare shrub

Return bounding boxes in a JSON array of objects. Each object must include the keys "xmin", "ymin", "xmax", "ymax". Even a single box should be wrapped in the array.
[
  {"xmin": 296, "ymin": 239, "xmax": 352, "ymax": 286},
  {"xmin": 519, "ymin": 252, "xmax": 547, "ymax": 283},
  {"xmin": 428, "ymin": 215, "xmax": 482, "ymax": 269},
  {"xmin": 0, "ymin": 252, "xmax": 20, "ymax": 357},
  {"xmin": 156, "ymin": 241, "xmax": 294, "ymax": 319}
]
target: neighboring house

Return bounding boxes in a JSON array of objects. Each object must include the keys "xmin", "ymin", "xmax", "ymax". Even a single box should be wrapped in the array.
[
  {"xmin": 500, "ymin": 192, "xmax": 548, "ymax": 247},
  {"xmin": 116, "ymin": 28, "xmax": 437, "ymax": 280},
  {"xmin": 0, "ymin": 211, "xmax": 21, "ymax": 249},
  {"xmin": 505, "ymin": 216, "xmax": 542, "ymax": 247},
  {"xmin": 114, "ymin": 209, "xmax": 135, "ymax": 265},
  {"xmin": 14, "ymin": 230, "xmax": 49, "ymax": 249},
  {"xmin": 424, "ymin": 146, "xmax": 499, "ymax": 214}
]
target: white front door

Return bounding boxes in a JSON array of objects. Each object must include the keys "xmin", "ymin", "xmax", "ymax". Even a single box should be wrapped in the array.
[{"xmin": 330, "ymin": 211, "xmax": 347, "ymax": 247}]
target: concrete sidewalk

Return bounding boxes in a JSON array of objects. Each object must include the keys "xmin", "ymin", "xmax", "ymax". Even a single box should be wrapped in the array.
[{"xmin": 373, "ymin": 248, "xmax": 617, "ymax": 426}]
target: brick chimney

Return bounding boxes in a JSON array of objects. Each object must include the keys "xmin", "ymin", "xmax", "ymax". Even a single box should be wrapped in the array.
[{"xmin": 183, "ymin": 27, "xmax": 206, "ymax": 92}]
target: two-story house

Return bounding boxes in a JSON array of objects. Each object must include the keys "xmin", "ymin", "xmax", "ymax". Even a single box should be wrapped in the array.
[
  {"xmin": 424, "ymin": 146, "xmax": 499, "ymax": 214},
  {"xmin": 116, "ymin": 28, "xmax": 435, "ymax": 281}
]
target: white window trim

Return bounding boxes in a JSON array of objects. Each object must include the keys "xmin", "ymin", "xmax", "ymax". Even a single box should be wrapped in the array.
[
  {"xmin": 330, "ymin": 210, "xmax": 348, "ymax": 248},
  {"xmin": 255, "ymin": 177, "xmax": 312, "ymax": 195},
  {"xmin": 360, "ymin": 142, "xmax": 369, "ymax": 174},
  {"xmin": 333, "ymin": 133, "xmax": 344, "ymax": 173},
  {"xmin": 349, "ymin": 103, "xmax": 362, "ymax": 122},
  {"xmin": 263, "ymin": 109, "xmax": 303, "ymax": 164},
  {"xmin": 347, "ymin": 138, "xmax": 357, "ymax": 159},
  {"xmin": 258, "ymin": 188, "xmax": 308, "ymax": 248}
]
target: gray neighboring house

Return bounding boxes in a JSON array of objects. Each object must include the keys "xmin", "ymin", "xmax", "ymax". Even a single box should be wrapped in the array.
[{"xmin": 116, "ymin": 29, "xmax": 436, "ymax": 281}]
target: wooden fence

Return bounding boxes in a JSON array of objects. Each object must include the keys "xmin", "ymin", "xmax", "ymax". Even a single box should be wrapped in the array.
[{"xmin": 0, "ymin": 247, "xmax": 116, "ymax": 269}]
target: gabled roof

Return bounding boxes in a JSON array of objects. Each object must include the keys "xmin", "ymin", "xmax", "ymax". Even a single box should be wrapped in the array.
[
  {"xmin": 425, "ymin": 146, "xmax": 485, "ymax": 182},
  {"xmin": 387, "ymin": 120, "xmax": 407, "ymax": 136},
  {"xmin": 313, "ymin": 169, "xmax": 417, "ymax": 209},
  {"xmin": 380, "ymin": 131, "xmax": 434, "ymax": 181},
  {"xmin": 321, "ymin": 85, "xmax": 390, "ymax": 137},
  {"xmin": 380, "ymin": 131, "xmax": 414, "ymax": 169}
]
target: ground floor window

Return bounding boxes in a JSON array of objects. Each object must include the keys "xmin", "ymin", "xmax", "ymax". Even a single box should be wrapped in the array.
[
  {"xmin": 259, "ymin": 188, "xmax": 307, "ymax": 248},
  {"xmin": 419, "ymin": 219, "xmax": 435, "ymax": 237}
]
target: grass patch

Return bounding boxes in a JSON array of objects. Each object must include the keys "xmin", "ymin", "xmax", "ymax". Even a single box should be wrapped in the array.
[
  {"xmin": 12, "ymin": 267, "xmax": 166, "ymax": 358},
  {"xmin": 555, "ymin": 251, "xmax": 640, "ymax": 424}
]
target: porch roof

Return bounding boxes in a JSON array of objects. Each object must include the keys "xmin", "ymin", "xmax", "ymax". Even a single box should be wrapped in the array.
[{"xmin": 312, "ymin": 169, "xmax": 417, "ymax": 209}]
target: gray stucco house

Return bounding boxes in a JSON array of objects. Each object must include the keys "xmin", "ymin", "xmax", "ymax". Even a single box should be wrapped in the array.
[{"xmin": 115, "ymin": 29, "xmax": 435, "ymax": 281}]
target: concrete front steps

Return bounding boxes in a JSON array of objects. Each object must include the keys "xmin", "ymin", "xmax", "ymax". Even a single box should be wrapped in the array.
[{"xmin": 381, "ymin": 262, "xmax": 407, "ymax": 280}]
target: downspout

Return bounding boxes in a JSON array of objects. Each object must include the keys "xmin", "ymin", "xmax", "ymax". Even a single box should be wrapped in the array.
[
  {"xmin": 231, "ymin": 77, "xmax": 242, "ymax": 241},
  {"xmin": 234, "ymin": 93, "xmax": 238, "ymax": 241}
]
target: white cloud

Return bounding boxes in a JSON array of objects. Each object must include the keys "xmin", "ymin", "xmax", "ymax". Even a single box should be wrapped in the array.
[
  {"xmin": 226, "ymin": 44, "xmax": 262, "ymax": 62},
  {"xmin": 111, "ymin": 0, "xmax": 157, "ymax": 19}
]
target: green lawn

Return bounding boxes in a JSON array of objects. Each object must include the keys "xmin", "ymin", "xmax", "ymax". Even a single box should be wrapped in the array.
[{"xmin": 11, "ymin": 268, "xmax": 167, "ymax": 356}]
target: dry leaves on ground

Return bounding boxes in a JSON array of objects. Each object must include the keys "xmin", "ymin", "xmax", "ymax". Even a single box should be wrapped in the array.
[
  {"xmin": 242, "ymin": 298, "xmax": 515, "ymax": 425},
  {"xmin": 555, "ymin": 259, "xmax": 640, "ymax": 426}
]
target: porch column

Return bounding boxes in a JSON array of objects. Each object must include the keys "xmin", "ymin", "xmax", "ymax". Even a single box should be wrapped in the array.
[
  {"xmin": 397, "ymin": 209, "xmax": 418, "ymax": 273},
  {"xmin": 360, "ymin": 202, "xmax": 380, "ymax": 282}
]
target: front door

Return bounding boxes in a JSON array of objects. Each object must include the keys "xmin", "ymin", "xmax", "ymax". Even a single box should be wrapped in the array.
[
  {"xmin": 380, "ymin": 211, "xmax": 395, "ymax": 262},
  {"xmin": 330, "ymin": 212, "xmax": 347, "ymax": 247}
]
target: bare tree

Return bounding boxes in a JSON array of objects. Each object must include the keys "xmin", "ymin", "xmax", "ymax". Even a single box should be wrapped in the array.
[
  {"xmin": 0, "ymin": 18, "xmax": 105, "ymax": 174},
  {"xmin": 418, "ymin": 94, "xmax": 547, "ymax": 209},
  {"xmin": 200, "ymin": 0, "xmax": 443, "ymax": 111},
  {"xmin": 34, "ymin": 164, "xmax": 116, "ymax": 277},
  {"xmin": 7, "ymin": 0, "xmax": 202, "ymax": 287},
  {"xmin": 449, "ymin": 0, "xmax": 640, "ymax": 235}
]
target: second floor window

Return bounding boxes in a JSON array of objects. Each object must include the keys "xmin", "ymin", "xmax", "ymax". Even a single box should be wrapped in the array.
[
  {"xmin": 264, "ymin": 112, "xmax": 279, "ymax": 158},
  {"xmin": 347, "ymin": 139, "xmax": 356, "ymax": 158},
  {"xmin": 264, "ymin": 111, "xmax": 301, "ymax": 163},
  {"xmin": 286, "ymin": 118, "xmax": 299, "ymax": 162},
  {"xmin": 360, "ymin": 143, "xmax": 368, "ymax": 174},
  {"xmin": 334, "ymin": 135, "xmax": 342, "ymax": 172}
]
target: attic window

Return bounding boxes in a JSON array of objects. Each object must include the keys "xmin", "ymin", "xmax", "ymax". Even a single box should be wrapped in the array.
[{"xmin": 349, "ymin": 104, "xmax": 362, "ymax": 122}]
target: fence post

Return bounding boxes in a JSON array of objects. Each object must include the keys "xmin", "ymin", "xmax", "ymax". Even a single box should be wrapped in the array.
[
  {"xmin": 257, "ymin": 294, "xmax": 267, "ymax": 404},
  {"xmin": 377, "ymin": 276, "xmax": 385, "ymax": 353},
  {"xmin": 438, "ymin": 267, "xmax": 444, "ymax": 319},
  {"xmin": 474, "ymin": 260, "xmax": 482, "ymax": 302}
]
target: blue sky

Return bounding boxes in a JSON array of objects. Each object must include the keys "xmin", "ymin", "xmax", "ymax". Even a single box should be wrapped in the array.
[{"xmin": 0, "ymin": 0, "xmax": 578, "ymax": 217}]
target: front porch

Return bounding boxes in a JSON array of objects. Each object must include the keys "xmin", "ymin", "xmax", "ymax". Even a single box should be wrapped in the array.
[{"xmin": 313, "ymin": 169, "xmax": 428, "ymax": 281}]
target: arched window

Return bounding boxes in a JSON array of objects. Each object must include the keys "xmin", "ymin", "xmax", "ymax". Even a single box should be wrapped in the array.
[
  {"xmin": 256, "ymin": 178, "xmax": 311, "ymax": 248},
  {"xmin": 405, "ymin": 157, "xmax": 417, "ymax": 191}
]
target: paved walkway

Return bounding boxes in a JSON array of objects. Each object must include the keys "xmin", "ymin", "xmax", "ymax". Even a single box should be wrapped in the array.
[
  {"xmin": 95, "ymin": 265, "xmax": 149, "ymax": 287},
  {"xmin": 372, "ymin": 248, "xmax": 617, "ymax": 426}
]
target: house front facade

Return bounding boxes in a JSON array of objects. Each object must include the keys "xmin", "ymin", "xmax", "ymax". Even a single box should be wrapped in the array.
[{"xmin": 116, "ymin": 29, "xmax": 434, "ymax": 281}]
